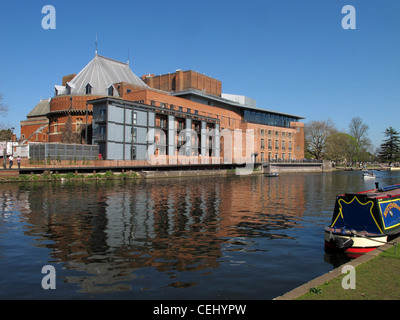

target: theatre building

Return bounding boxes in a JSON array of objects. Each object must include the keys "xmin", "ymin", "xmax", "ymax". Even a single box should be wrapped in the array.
[{"xmin": 21, "ymin": 54, "xmax": 304, "ymax": 162}]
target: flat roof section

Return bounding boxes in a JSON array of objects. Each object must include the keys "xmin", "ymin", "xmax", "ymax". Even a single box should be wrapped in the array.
[{"xmin": 170, "ymin": 89, "xmax": 304, "ymax": 120}]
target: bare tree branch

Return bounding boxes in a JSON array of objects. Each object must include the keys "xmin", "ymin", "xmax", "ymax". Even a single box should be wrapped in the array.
[
  {"xmin": 0, "ymin": 94, "xmax": 8, "ymax": 117},
  {"xmin": 305, "ymin": 119, "xmax": 336, "ymax": 159}
]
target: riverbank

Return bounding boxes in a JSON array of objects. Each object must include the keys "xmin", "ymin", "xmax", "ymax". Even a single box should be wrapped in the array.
[
  {"xmin": 0, "ymin": 168, "xmax": 266, "ymax": 182},
  {"xmin": 335, "ymin": 165, "xmax": 400, "ymax": 171},
  {"xmin": 274, "ymin": 237, "xmax": 400, "ymax": 300},
  {"xmin": 0, "ymin": 170, "xmax": 141, "ymax": 182}
]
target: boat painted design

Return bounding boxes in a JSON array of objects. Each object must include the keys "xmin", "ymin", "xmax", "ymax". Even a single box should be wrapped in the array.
[{"xmin": 325, "ymin": 183, "xmax": 400, "ymax": 258}]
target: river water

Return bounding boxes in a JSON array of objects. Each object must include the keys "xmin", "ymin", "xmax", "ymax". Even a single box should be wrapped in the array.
[{"xmin": 0, "ymin": 170, "xmax": 399, "ymax": 300}]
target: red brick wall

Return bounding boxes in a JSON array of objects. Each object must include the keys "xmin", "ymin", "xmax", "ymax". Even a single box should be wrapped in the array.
[
  {"xmin": 124, "ymin": 88, "xmax": 305, "ymax": 160},
  {"xmin": 142, "ymin": 70, "xmax": 222, "ymax": 97},
  {"xmin": 20, "ymin": 118, "xmax": 49, "ymax": 143},
  {"xmin": 48, "ymin": 95, "xmax": 103, "ymax": 142}
]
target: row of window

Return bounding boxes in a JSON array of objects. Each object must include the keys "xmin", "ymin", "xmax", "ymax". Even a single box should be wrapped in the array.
[
  {"xmin": 244, "ymin": 110, "xmax": 298, "ymax": 128},
  {"xmin": 260, "ymin": 152, "xmax": 294, "ymax": 162},
  {"xmin": 85, "ymin": 83, "xmax": 114, "ymax": 96},
  {"xmin": 150, "ymin": 100, "xmax": 201, "ymax": 115},
  {"xmin": 260, "ymin": 129, "xmax": 294, "ymax": 139},
  {"xmin": 56, "ymin": 83, "xmax": 115, "ymax": 96},
  {"xmin": 52, "ymin": 118, "xmax": 84, "ymax": 133},
  {"xmin": 260, "ymin": 139, "xmax": 293, "ymax": 151}
]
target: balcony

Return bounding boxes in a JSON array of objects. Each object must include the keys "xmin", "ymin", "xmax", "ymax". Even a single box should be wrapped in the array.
[
  {"xmin": 94, "ymin": 114, "xmax": 106, "ymax": 123},
  {"xmin": 93, "ymin": 133, "xmax": 106, "ymax": 142}
]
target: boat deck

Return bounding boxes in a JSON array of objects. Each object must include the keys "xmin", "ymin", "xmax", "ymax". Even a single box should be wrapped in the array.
[{"xmin": 343, "ymin": 184, "xmax": 400, "ymax": 200}]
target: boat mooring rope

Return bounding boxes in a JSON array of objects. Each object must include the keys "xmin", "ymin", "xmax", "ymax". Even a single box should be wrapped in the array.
[
  {"xmin": 352, "ymin": 232, "xmax": 398, "ymax": 255},
  {"xmin": 330, "ymin": 229, "xmax": 398, "ymax": 255}
]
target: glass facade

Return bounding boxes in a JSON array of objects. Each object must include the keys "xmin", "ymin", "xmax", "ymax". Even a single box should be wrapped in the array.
[{"xmin": 243, "ymin": 110, "xmax": 298, "ymax": 128}]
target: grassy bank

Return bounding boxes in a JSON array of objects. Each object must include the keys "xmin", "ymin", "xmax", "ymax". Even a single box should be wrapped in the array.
[
  {"xmin": 298, "ymin": 245, "xmax": 400, "ymax": 300},
  {"xmin": 0, "ymin": 170, "xmax": 140, "ymax": 182}
]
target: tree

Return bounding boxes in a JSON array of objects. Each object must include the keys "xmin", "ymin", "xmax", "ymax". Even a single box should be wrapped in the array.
[
  {"xmin": 60, "ymin": 115, "xmax": 81, "ymax": 144},
  {"xmin": 378, "ymin": 127, "xmax": 400, "ymax": 162},
  {"xmin": 0, "ymin": 93, "xmax": 8, "ymax": 117},
  {"xmin": 348, "ymin": 117, "xmax": 372, "ymax": 158},
  {"xmin": 0, "ymin": 128, "xmax": 12, "ymax": 141},
  {"xmin": 325, "ymin": 132, "xmax": 357, "ymax": 163},
  {"xmin": 305, "ymin": 119, "xmax": 336, "ymax": 160}
]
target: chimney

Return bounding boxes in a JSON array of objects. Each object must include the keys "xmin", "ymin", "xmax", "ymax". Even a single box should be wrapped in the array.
[{"xmin": 62, "ymin": 74, "xmax": 77, "ymax": 86}]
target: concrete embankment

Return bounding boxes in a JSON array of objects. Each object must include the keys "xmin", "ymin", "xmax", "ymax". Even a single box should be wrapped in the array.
[{"xmin": 138, "ymin": 169, "xmax": 233, "ymax": 179}]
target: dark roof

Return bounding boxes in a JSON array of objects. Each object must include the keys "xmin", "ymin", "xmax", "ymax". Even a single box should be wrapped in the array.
[{"xmin": 27, "ymin": 99, "xmax": 50, "ymax": 117}]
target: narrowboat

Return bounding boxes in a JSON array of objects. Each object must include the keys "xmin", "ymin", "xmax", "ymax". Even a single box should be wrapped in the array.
[{"xmin": 324, "ymin": 183, "xmax": 400, "ymax": 258}]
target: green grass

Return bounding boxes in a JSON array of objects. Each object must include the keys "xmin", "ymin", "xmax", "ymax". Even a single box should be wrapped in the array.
[
  {"xmin": 1, "ymin": 170, "xmax": 139, "ymax": 183},
  {"xmin": 298, "ymin": 246, "xmax": 400, "ymax": 300}
]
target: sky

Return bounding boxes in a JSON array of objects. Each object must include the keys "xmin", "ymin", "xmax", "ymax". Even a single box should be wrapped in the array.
[{"xmin": 0, "ymin": 0, "xmax": 399, "ymax": 150}]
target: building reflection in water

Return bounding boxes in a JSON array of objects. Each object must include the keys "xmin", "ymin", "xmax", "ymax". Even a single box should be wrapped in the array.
[{"xmin": 0, "ymin": 174, "xmax": 306, "ymax": 294}]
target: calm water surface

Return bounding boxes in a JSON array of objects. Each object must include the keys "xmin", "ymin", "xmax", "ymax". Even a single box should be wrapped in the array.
[{"xmin": 1, "ymin": 170, "xmax": 399, "ymax": 300}]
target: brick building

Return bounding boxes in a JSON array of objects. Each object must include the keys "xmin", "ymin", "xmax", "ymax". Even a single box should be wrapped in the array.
[
  {"xmin": 20, "ymin": 54, "xmax": 305, "ymax": 162},
  {"xmin": 21, "ymin": 54, "xmax": 149, "ymax": 144},
  {"xmin": 20, "ymin": 98, "xmax": 50, "ymax": 143}
]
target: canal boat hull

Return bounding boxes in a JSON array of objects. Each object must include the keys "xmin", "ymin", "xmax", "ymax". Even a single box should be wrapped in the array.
[
  {"xmin": 325, "ymin": 183, "xmax": 400, "ymax": 257},
  {"xmin": 324, "ymin": 228, "xmax": 388, "ymax": 258}
]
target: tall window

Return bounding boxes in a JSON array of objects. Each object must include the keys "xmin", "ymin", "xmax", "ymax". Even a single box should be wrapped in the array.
[
  {"xmin": 107, "ymin": 85, "xmax": 114, "ymax": 96},
  {"xmin": 131, "ymin": 127, "xmax": 137, "ymax": 143}
]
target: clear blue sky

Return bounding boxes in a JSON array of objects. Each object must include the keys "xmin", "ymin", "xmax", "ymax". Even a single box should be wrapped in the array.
[{"xmin": 0, "ymin": 0, "xmax": 399, "ymax": 150}]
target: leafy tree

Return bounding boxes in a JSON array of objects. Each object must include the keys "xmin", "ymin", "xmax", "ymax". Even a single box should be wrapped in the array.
[
  {"xmin": 326, "ymin": 132, "xmax": 357, "ymax": 163},
  {"xmin": 0, "ymin": 128, "xmax": 12, "ymax": 141},
  {"xmin": 305, "ymin": 119, "xmax": 336, "ymax": 160},
  {"xmin": 378, "ymin": 127, "xmax": 400, "ymax": 162}
]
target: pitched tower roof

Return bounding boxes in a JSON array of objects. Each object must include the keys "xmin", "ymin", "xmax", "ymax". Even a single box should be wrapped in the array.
[{"xmin": 54, "ymin": 54, "xmax": 149, "ymax": 97}]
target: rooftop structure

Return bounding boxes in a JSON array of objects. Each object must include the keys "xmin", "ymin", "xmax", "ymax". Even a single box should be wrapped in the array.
[{"xmin": 54, "ymin": 54, "xmax": 149, "ymax": 97}]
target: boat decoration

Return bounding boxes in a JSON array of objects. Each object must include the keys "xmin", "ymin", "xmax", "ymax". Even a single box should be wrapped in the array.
[{"xmin": 325, "ymin": 183, "xmax": 400, "ymax": 258}]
